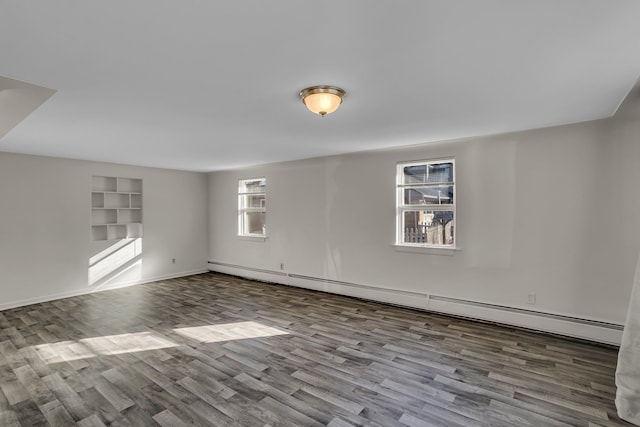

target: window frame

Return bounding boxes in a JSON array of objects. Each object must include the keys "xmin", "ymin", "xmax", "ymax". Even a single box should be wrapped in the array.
[
  {"xmin": 238, "ymin": 177, "xmax": 266, "ymax": 238},
  {"xmin": 396, "ymin": 158, "xmax": 456, "ymax": 249}
]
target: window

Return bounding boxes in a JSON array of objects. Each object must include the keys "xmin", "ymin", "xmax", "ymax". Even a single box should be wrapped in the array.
[
  {"xmin": 238, "ymin": 178, "xmax": 266, "ymax": 237},
  {"xmin": 397, "ymin": 159, "xmax": 455, "ymax": 247}
]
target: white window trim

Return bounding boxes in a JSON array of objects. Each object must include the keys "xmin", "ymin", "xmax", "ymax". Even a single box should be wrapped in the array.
[
  {"xmin": 396, "ymin": 158, "xmax": 457, "ymax": 250},
  {"xmin": 238, "ymin": 177, "xmax": 266, "ymax": 238},
  {"xmin": 238, "ymin": 235, "xmax": 267, "ymax": 242},
  {"xmin": 391, "ymin": 244, "xmax": 461, "ymax": 255}
]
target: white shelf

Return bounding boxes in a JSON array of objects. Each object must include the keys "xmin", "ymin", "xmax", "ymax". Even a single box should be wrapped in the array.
[
  {"xmin": 118, "ymin": 209, "xmax": 142, "ymax": 224},
  {"xmin": 108, "ymin": 224, "xmax": 127, "ymax": 240},
  {"xmin": 126, "ymin": 223, "xmax": 143, "ymax": 238},
  {"xmin": 91, "ymin": 176, "xmax": 143, "ymax": 241},
  {"xmin": 91, "ymin": 225, "xmax": 108, "ymax": 241},
  {"xmin": 91, "ymin": 192, "xmax": 104, "ymax": 208},
  {"xmin": 118, "ymin": 177, "xmax": 142, "ymax": 193},
  {"xmin": 92, "ymin": 176, "xmax": 117, "ymax": 192},
  {"xmin": 92, "ymin": 209, "xmax": 117, "ymax": 225},
  {"xmin": 104, "ymin": 193, "xmax": 130, "ymax": 209},
  {"xmin": 131, "ymin": 193, "xmax": 142, "ymax": 209}
]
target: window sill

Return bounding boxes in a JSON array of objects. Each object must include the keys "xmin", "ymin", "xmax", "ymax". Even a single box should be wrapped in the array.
[
  {"xmin": 392, "ymin": 244, "xmax": 461, "ymax": 256},
  {"xmin": 237, "ymin": 235, "xmax": 267, "ymax": 242}
]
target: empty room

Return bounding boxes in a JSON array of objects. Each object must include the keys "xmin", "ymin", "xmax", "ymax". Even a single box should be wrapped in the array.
[{"xmin": 1, "ymin": 1, "xmax": 640, "ymax": 426}]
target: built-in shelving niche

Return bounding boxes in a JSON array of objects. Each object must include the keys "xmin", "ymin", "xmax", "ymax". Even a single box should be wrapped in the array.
[{"xmin": 91, "ymin": 176, "xmax": 143, "ymax": 241}]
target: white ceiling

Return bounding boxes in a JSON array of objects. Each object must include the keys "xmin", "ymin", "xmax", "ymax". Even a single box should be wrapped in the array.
[{"xmin": 1, "ymin": 1, "xmax": 639, "ymax": 172}]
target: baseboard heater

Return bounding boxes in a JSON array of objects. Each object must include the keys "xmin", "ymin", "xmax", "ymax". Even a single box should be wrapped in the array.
[{"xmin": 207, "ymin": 261, "xmax": 623, "ymax": 345}]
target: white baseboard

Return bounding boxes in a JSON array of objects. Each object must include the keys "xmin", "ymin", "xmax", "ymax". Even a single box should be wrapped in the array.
[
  {"xmin": 0, "ymin": 269, "xmax": 209, "ymax": 312},
  {"xmin": 208, "ymin": 261, "xmax": 623, "ymax": 345},
  {"xmin": 288, "ymin": 274, "xmax": 429, "ymax": 310},
  {"xmin": 426, "ymin": 296, "xmax": 622, "ymax": 345}
]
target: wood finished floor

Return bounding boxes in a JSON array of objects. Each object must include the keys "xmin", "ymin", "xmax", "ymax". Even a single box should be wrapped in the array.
[{"xmin": 0, "ymin": 272, "xmax": 630, "ymax": 426}]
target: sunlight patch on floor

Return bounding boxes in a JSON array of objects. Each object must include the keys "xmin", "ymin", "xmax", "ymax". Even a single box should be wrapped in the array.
[
  {"xmin": 173, "ymin": 321, "xmax": 288, "ymax": 343},
  {"xmin": 31, "ymin": 321, "xmax": 288, "ymax": 363},
  {"xmin": 82, "ymin": 331, "xmax": 176, "ymax": 355},
  {"xmin": 32, "ymin": 331, "xmax": 176, "ymax": 362}
]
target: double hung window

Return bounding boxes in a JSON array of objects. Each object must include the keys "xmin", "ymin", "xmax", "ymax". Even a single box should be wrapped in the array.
[
  {"xmin": 238, "ymin": 178, "xmax": 266, "ymax": 237},
  {"xmin": 397, "ymin": 160, "xmax": 455, "ymax": 247}
]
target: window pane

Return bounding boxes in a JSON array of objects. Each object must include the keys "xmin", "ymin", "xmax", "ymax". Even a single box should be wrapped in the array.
[
  {"xmin": 403, "ymin": 162, "xmax": 453, "ymax": 184},
  {"xmin": 244, "ymin": 211, "xmax": 266, "ymax": 235},
  {"xmin": 428, "ymin": 162, "xmax": 453, "ymax": 183},
  {"xmin": 239, "ymin": 178, "xmax": 266, "ymax": 193},
  {"xmin": 403, "ymin": 165, "xmax": 426, "ymax": 184},
  {"xmin": 403, "ymin": 185, "xmax": 453, "ymax": 205},
  {"xmin": 245, "ymin": 194, "xmax": 265, "ymax": 208},
  {"xmin": 402, "ymin": 210, "xmax": 454, "ymax": 245}
]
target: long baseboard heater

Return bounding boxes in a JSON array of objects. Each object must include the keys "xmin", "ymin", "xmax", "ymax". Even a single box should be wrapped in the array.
[{"xmin": 207, "ymin": 261, "xmax": 623, "ymax": 345}]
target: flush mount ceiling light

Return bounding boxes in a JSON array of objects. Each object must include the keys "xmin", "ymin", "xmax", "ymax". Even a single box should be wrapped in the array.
[{"xmin": 299, "ymin": 85, "xmax": 346, "ymax": 116}]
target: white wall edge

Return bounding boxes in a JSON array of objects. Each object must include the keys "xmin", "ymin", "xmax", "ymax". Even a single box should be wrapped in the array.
[
  {"xmin": 0, "ymin": 268, "xmax": 209, "ymax": 312},
  {"xmin": 208, "ymin": 261, "xmax": 623, "ymax": 346}
]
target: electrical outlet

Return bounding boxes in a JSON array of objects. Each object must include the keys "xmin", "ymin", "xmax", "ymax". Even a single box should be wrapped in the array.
[
  {"xmin": 280, "ymin": 263, "xmax": 285, "ymax": 271},
  {"xmin": 527, "ymin": 293, "xmax": 536, "ymax": 305},
  {"xmin": 172, "ymin": 258, "xmax": 176, "ymax": 264}
]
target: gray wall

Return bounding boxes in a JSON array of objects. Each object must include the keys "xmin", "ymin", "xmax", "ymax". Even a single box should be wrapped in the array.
[
  {"xmin": 0, "ymin": 153, "xmax": 209, "ymax": 309},
  {"xmin": 208, "ymin": 87, "xmax": 640, "ymax": 343}
]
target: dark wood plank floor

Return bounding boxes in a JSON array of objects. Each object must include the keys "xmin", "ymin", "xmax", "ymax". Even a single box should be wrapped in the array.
[{"xmin": 0, "ymin": 272, "xmax": 630, "ymax": 426}]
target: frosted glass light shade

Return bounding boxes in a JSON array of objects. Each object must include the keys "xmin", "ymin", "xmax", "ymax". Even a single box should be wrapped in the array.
[
  {"xmin": 299, "ymin": 86, "xmax": 346, "ymax": 116},
  {"xmin": 303, "ymin": 92, "xmax": 342, "ymax": 116}
]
